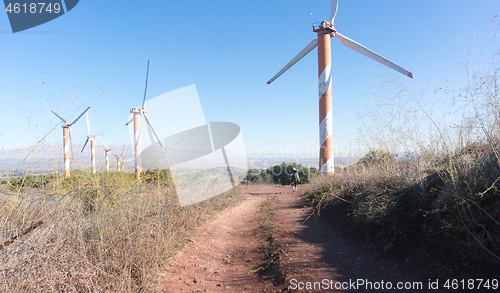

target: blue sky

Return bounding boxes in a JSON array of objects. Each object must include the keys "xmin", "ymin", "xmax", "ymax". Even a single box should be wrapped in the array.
[{"xmin": 0, "ymin": 0, "xmax": 499, "ymax": 162}]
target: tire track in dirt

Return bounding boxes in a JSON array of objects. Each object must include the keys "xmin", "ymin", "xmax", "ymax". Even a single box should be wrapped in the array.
[{"xmin": 274, "ymin": 184, "xmax": 451, "ymax": 293}]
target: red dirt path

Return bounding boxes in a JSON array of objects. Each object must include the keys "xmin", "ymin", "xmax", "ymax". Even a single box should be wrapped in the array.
[{"xmin": 159, "ymin": 185, "xmax": 450, "ymax": 293}]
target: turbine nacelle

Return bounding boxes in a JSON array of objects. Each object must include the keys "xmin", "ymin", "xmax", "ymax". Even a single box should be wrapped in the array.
[
  {"xmin": 130, "ymin": 107, "xmax": 147, "ymax": 115},
  {"xmin": 313, "ymin": 20, "xmax": 335, "ymax": 33}
]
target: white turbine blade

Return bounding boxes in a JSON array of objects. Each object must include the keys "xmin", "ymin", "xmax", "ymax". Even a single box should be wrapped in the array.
[
  {"xmin": 70, "ymin": 106, "xmax": 90, "ymax": 126},
  {"xmin": 99, "ymin": 136, "xmax": 109, "ymax": 149},
  {"xmin": 146, "ymin": 125, "xmax": 155, "ymax": 146},
  {"xmin": 51, "ymin": 111, "xmax": 67, "ymax": 124},
  {"xmin": 142, "ymin": 60, "xmax": 150, "ymax": 109},
  {"xmin": 120, "ymin": 145, "xmax": 125, "ymax": 156},
  {"xmin": 125, "ymin": 117, "xmax": 134, "ymax": 126},
  {"xmin": 330, "ymin": 0, "xmax": 338, "ymax": 24},
  {"xmin": 81, "ymin": 137, "xmax": 89, "ymax": 153},
  {"xmin": 86, "ymin": 112, "xmax": 91, "ymax": 135},
  {"xmin": 267, "ymin": 38, "xmax": 318, "ymax": 84},
  {"xmin": 335, "ymin": 32, "xmax": 413, "ymax": 78},
  {"xmin": 143, "ymin": 113, "xmax": 163, "ymax": 147}
]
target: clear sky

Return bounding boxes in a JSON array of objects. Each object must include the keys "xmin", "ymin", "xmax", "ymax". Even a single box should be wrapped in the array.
[{"xmin": 0, "ymin": 0, "xmax": 499, "ymax": 163}]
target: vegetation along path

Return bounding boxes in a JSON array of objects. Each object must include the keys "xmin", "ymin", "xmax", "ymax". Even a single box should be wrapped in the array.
[{"xmin": 159, "ymin": 185, "xmax": 460, "ymax": 292}]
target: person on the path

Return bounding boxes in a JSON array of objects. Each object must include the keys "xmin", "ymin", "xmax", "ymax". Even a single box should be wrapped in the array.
[{"xmin": 290, "ymin": 168, "xmax": 300, "ymax": 192}]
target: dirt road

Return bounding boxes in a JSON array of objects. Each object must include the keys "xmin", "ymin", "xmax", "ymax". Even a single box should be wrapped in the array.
[{"xmin": 159, "ymin": 185, "xmax": 448, "ymax": 292}]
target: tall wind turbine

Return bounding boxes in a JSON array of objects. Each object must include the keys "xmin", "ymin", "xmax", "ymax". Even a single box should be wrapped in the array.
[
  {"xmin": 267, "ymin": 0, "xmax": 412, "ymax": 174},
  {"xmin": 99, "ymin": 136, "xmax": 112, "ymax": 172},
  {"xmin": 81, "ymin": 112, "xmax": 96, "ymax": 173},
  {"xmin": 52, "ymin": 107, "xmax": 90, "ymax": 178},
  {"xmin": 126, "ymin": 60, "xmax": 163, "ymax": 180}
]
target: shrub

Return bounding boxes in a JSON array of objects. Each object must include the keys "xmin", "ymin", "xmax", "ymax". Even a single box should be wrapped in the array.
[
  {"xmin": 266, "ymin": 162, "xmax": 318, "ymax": 185},
  {"xmin": 141, "ymin": 169, "xmax": 173, "ymax": 186},
  {"xmin": 9, "ymin": 173, "xmax": 60, "ymax": 189},
  {"xmin": 243, "ymin": 169, "xmax": 274, "ymax": 184},
  {"xmin": 245, "ymin": 169, "xmax": 263, "ymax": 182}
]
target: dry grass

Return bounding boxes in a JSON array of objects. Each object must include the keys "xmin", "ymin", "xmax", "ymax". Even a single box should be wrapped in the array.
[
  {"xmin": 304, "ymin": 142, "xmax": 500, "ymax": 263},
  {"xmin": 0, "ymin": 171, "xmax": 241, "ymax": 292}
]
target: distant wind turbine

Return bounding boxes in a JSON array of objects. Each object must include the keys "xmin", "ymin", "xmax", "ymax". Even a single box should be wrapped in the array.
[
  {"xmin": 115, "ymin": 145, "xmax": 125, "ymax": 172},
  {"xmin": 121, "ymin": 158, "xmax": 133, "ymax": 173},
  {"xmin": 52, "ymin": 107, "xmax": 90, "ymax": 178},
  {"xmin": 126, "ymin": 60, "xmax": 163, "ymax": 180},
  {"xmin": 81, "ymin": 112, "xmax": 96, "ymax": 173},
  {"xmin": 267, "ymin": 0, "xmax": 412, "ymax": 174},
  {"xmin": 99, "ymin": 136, "xmax": 112, "ymax": 172}
]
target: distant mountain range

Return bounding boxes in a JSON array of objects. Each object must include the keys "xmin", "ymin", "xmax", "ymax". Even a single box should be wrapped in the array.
[
  {"xmin": 245, "ymin": 154, "xmax": 359, "ymax": 170},
  {"xmin": 0, "ymin": 144, "xmax": 358, "ymax": 176},
  {"xmin": 0, "ymin": 143, "xmax": 134, "ymax": 174}
]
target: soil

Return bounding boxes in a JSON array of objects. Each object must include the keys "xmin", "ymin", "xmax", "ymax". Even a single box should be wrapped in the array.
[{"xmin": 159, "ymin": 185, "xmax": 500, "ymax": 293}]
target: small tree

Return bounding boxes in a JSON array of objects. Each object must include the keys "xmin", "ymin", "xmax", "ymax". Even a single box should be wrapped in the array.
[
  {"xmin": 356, "ymin": 149, "xmax": 396, "ymax": 167},
  {"xmin": 267, "ymin": 162, "xmax": 318, "ymax": 185},
  {"xmin": 244, "ymin": 169, "xmax": 262, "ymax": 183}
]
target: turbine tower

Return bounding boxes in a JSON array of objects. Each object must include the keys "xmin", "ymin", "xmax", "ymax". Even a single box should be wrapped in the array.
[
  {"xmin": 126, "ymin": 60, "xmax": 163, "ymax": 180},
  {"xmin": 81, "ymin": 112, "xmax": 96, "ymax": 173},
  {"xmin": 99, "ymin": 136, "xmax": 112, "ymax": 172},
  {"xmin": 116, "ymin": 156, "xmax": 121, "ymax": 171},
  {"xmin": 51, "ymin": 107, "xmax": 90, "ymax": 178},
  {"xmin": 267, "ymin": 0, "xmax": 412, "ymax": 174}
]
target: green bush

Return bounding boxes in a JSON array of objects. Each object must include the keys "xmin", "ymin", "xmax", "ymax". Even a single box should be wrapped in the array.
[
  {"xmin": 243, "ymin": 169, "xmax": 270, "ymax": 183},
  {"xmin": 61, "ymin": 170, "xmax": 93, "ymax": 189},
  {"xmin": 266, "ymin": 162, "xmax": 318, "ymax": 185},
  {"xmin": 9, "ymin": 173, "xmax": 60, "ymax": 189},
  {"xmin": 141, "ymin": 169, "xmax": 173, "ymax": 186},
  {"xmin": 245, "ymin": 169, "xmax": 262, "ymax": 182}
]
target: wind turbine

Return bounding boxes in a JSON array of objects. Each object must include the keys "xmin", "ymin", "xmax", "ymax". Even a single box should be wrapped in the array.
[
  {"xmin": 99, "ymin": 136, "xmax": 112, "ymax": 172},
  {"xmin": 115, "ymin": 145, "xmax": 125, "ymax": 172},
  {"xmin": 51, "ymin": 107, "xmax": 90, "ymax": 178},
  {"xmin": 126, "ymin": 60, "xmax": 163, "ymax": 180},
  {"xmin": 121, "ymin": 158, "xmax": 134, "ymax": 173},
  {"xmin": 267, "ymin": 0, "xmax": 412, "ymax": 174},
  {"xmin": 81, "ymin": 112, "xmax": 96, "ymax": 173}
]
